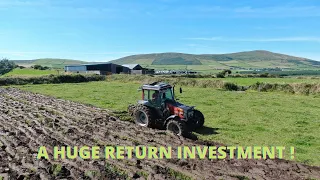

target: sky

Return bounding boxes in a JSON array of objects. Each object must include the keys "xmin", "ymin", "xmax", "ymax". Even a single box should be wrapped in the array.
[{"xmin": 0, "ymin": 0, "xmax": 320, "ymax": 62}]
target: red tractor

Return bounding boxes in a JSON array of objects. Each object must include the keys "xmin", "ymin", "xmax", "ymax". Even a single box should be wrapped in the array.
[{"xmin": 128, "ymin": 82, "xmax": 204, "ymax": 136}]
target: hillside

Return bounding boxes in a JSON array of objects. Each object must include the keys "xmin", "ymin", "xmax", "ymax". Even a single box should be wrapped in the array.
[
  {"xmin": 13, "ymin": 58, "xmax": 85, "ymax": 69},
  {"xmin": 10, "ymin": 50, "xmax": 320, "ymax": 71},
  {"xmin": 110, "ymin": 50, "xmax": 320, "ymax": 69}
]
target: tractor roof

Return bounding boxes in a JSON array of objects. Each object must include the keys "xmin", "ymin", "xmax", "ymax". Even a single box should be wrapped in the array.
[{"xmin": 141, "ymin": 82, "xmax": 172, "ymax": 91}]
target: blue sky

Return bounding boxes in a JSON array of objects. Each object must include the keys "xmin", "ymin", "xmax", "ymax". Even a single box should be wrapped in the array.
[{"xmin": 0, "ymin": 0, "xmax": 320, "ymax": 61}]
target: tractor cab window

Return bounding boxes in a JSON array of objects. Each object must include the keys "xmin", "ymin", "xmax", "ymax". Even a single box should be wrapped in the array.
[
  {"xmin": 143, "ymin": 90, "xmax": 148, "ymax": 101},
  {"xmin": 149, "ymin": 90, "xmax": 161, "ymax": 105},
  {"xmin": 162, "ymin": 89, "xmax": 174, "ymax": 101}
]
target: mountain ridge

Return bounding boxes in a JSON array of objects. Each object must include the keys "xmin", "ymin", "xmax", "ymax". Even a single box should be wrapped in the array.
[
  {"xmin": 11, "ymin": 50, "xmax": 320, "ymax": 69},
  {"xmin": 109, "ymin": 50, "xmax": 319, "ymax": 69}
]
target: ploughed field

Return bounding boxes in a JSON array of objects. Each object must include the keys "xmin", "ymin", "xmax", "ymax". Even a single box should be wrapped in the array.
[{"xmin": 0, "ymin": 88, "xmax": 319, "ymax": 180}]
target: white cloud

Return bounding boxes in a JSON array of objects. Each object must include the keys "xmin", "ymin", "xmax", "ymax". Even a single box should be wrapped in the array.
[
  {"xmin": 2, "ymin": 1, "xmax": 320, "ymax": 19},
  {"xmin": 0, "ymin": 0, "xmax": 48, "ymax": 7},
  {"xmin": 164, "ymin": 5, "xmax": 320, "ymax": 18},
  {"xmin": 0, "ymin": 51, "xmax": 138, "ymax": 55},
  {"xmin": 237, "ymin": 37, "xmax": 320, "ymax": 42},
  {"xmin": 183, "ymin": 37, "xmax": 222, "ymax": 41}
]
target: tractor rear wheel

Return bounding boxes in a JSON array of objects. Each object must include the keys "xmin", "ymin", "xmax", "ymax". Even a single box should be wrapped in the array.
[
  {"xmin": 193, "ymin": 110, "xmax": 204, "ymax": 128},
  {"xmin": 134, "ymin": 105, "xmax": 155, "ymax": 128},
  {"xmin": 166, "ymin": 120, "xmax": 187, "ymax": 136}
]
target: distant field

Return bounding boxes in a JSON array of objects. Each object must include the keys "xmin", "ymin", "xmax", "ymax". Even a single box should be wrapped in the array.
[
  {"xmin": 1, "ymin": 68, "xmax": 61, "ymax": 77},
  {"xmin": 211, "ymin": 77, "xmax": 320, "ymax": 86},
  {"xmin": 14, "ymin": 58, "xmax": 84, "ymax": 69},
  {"xmin": 16, "ymin": 81, "xmax": 320, "ymax": 166}
]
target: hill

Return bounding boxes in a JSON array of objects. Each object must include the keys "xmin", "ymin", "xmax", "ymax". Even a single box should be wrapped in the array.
[
  {"xmin": 110, "ymin": 50, "xmax": 320, "ymax": 70},
  {"xmin": 10, "ymin": 50, "xmax": 320, "ymax": 72},
  {"xmin": 13, "ymin": 58, "xmax": 85, "ymax": 69}
]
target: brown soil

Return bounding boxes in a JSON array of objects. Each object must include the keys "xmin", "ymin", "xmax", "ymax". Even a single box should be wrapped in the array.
[{"xmin": 0, "ymin": 88, "xmax": 319, "ymax": 180}]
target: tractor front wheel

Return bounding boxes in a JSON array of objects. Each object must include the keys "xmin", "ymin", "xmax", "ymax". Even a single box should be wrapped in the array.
[
  {"xmin": 166, "ymin": 120, "xmax": 187, "ymax": 136},
  {"xmin": 134, "ymin": 105, "xmax": 155, "ymax": 128},
  {"xmin": 193, "ymin": 110, "xmax": 204, "ymax": 128}
]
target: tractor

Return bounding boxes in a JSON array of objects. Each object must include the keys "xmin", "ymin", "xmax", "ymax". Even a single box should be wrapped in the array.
[{"xmin": 128, "ymin": 82, "xmax": 204, "ymax": 136}]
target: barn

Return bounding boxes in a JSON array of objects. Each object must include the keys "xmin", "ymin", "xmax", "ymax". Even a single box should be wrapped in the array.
[
  {"xmin": 64, "ymin": 63, "xmax": 130, "ymax": 75},
  {"xmin": 122, "ymin": 64, "xmax": 155, "ymax": 74}
]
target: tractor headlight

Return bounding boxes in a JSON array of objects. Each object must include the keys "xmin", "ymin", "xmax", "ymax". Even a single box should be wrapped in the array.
[{"xmin": 178, "ymin": 108, "xmax": 184, "ymax": 116}]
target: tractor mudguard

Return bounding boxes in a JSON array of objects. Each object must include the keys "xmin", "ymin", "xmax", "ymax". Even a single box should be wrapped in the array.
[{"xmin": 138, "ymin": 100, "xmax": 152, "ymax": 106}]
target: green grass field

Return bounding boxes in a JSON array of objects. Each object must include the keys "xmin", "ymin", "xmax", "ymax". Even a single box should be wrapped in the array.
[
  {"xmin": 1, "ymin": 68, "xmax": 61, "ymax": 77},
  {"xmin": 14, "ymin": 58, "xmax": 85, "ymax": 69},
  {"xmin": 15, "ymin": 80, "xmax": 320, "ymax": 166}
]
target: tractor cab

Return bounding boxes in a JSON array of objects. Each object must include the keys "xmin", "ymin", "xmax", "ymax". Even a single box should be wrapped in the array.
[{"xmin": 139, "ymin": 82, "xmax": 176, "ymax": 108}]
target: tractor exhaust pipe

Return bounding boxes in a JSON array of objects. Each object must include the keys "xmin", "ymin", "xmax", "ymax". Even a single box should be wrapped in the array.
[{"xmin": 173, "ymin": 86, "xmax": 175, "ymax": 98}]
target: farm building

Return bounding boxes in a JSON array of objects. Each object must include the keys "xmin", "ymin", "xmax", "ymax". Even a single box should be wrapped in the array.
[
  {"xmin": 122, "ymin": 64, "xmax": 155, "ymax": 74},
  {"xmin": 64, "ymin": 63, "xmax": 130, "ymax": 75}
]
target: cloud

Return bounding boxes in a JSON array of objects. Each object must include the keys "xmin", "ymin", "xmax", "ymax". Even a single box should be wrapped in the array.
[
  {"xmin": 237, "ymin": 37, "xmax": 320, "ymax": 42},
  {"xmin": 2, "ymin": 1, "xmax": 320, "ymax": 20},
  {"xmin": 231, "ymin": 6, "xmax": 320, "ymax": 18},
  {"xmin": 162, "ymin": 5, "xmax": 320, "ymax": 18},
  {"xmin": 183, "ymin": 37, "xmax": 320, "ymax": 42},
  {"xmin": 183, "ymin": 37, "xmax": 222, "ymax": 41},
  {"xmin": 0, "ymin": 0, "xmax": 48, "ymax": 7},
  {"xmin": 253, "ymin": 26, "xmax": 291, "ymax": 30},
  {"xmin": 0, "ymin": 51, "xmax": 140, "ymax": 55}
]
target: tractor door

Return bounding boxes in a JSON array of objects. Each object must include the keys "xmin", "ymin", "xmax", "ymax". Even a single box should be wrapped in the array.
[{"xmin": 149, "ymin": 90, "xmax": 167, "ymax": 118}]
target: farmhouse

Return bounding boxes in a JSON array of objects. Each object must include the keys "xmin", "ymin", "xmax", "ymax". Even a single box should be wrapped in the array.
[{"xmin": 64, "ymin": 63, "xmax": 130, "ymax": 75}]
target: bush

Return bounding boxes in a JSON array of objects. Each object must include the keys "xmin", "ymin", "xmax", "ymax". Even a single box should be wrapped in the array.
[
  {"xmin": 33, "ymin": 64, "xmax": 50, "ymax": 70},
  {"xmin": 259, "ymin": 73, "xmax": 269, "ymax": 77},
  {"xmin": 0, "ymin": 74, "xmax": 106, "ymax": 86},
  {"xmin": 216, "ymin": 73, "xmax": 225, "ymax": 78},
  {"xmin": 223, "ymin": 82, "xmax": 239, "ymax": 91},
  {"xmin": 0, "ymin": 58, "xmax": 16, "ymax": 75},
  {"xmin": 18, "ymin": 66, "xmax": 25, "ymax": 69}
]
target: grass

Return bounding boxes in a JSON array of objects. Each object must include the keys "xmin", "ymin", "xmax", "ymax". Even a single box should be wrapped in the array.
[
  {"xmin": 51, "ymin": 164, "xmax": 62, "ymax": 177},
  {"xmin": 15, "ymin": 80, "xmax": 320, "ymax": 166},
  {"xmin": 1, "ymin": 68, "xmax": 61, "ymax": 77},
  {"xmin": 14, "ymin": 58, "xmax": 85, "ymax": 69},
  {"xmin": 168, "ymin": 168, "xmax": 192, "ymax": 180}
]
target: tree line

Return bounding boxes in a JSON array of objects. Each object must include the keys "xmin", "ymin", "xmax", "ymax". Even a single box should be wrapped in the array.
[{"xmin": 0, "ymin": 58, "xmax": 17, "ymax": 75}]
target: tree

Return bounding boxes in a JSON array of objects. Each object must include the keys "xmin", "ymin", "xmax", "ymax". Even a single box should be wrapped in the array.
[
  {"xmin": 0, "ymin": 58, "xmax": 16, "ymax": 75},
  {"xmin": 216, "ymin": 73, "xmax": 225, "ymax": 78},
  {"xmin": 216, "ymin": 69, "xmax": 232, "ymax": 78},
  {"xmin": 222, "ymin": 69, "xmax": 232, "ymax": 76}
]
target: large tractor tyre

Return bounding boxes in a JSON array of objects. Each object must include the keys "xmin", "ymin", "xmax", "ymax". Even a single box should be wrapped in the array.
[
  {"xmin": 134, "ymin": 105, "xmax": 155, "ymax": 128},
  {"xmin": 193, "ymin": 110, "xmax": 204, "ymax": 129},
  {"xmin": 166, "ymin": 120, "xmax": 188, "ymax": 136}
]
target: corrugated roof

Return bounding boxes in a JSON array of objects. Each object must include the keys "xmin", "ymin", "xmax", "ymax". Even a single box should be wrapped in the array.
[
  {"xmin": 82, "ymin": 63, "xmax": 113, "ymax": 66},
  {"xmin": 65, "ymin": 63, "xmax": 115, "ymax": 67},
  {"xmin": 122, "ymin": 64, "xmax": 140, "ymax": 69}
]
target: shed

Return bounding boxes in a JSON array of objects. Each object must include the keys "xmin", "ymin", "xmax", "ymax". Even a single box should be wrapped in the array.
[
  {"xmin": 64, "ymin": 63, "xmax": 130, "ymax": 75},
  {"xmin": 122, "ymin": 64, "xmax": 143, "ymax": 70}
]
